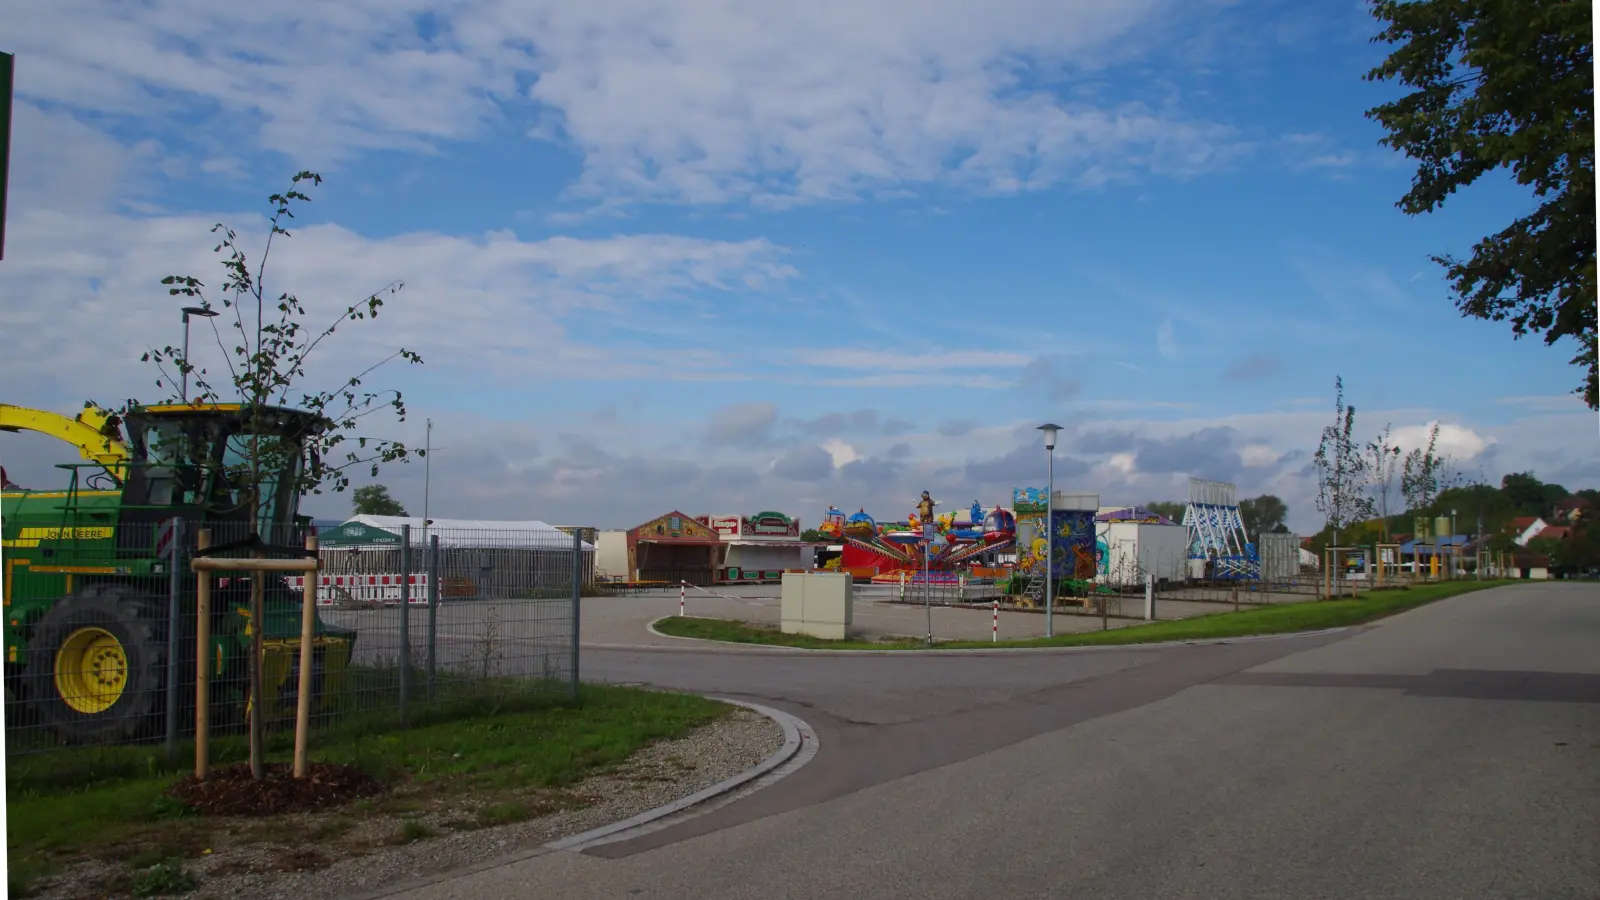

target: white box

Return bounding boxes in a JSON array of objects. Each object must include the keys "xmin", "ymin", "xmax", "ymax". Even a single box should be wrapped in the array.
[{"xmin": 780, "ymin": 572, "xmax": 854, "ymax": 640}]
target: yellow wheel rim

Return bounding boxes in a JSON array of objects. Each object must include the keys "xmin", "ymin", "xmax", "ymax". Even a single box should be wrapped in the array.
[{"xmin": 53, "ymin": 626, "xmax": 128, "ymax": 714}]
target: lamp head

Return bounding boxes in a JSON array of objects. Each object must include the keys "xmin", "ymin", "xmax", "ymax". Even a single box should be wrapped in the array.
[
  {"xmin": 181, "ymin": 306, "xmax": 219, "ymax": 321},
  {"xmin": 1037, "ymin": 423, "xmax": 1062, "ymax": 451}
]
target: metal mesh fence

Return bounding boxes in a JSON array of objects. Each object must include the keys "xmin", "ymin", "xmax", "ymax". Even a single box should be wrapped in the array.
[{"xmin": 3, "ymin": 518, "xmax": 586, "ymax": 757}]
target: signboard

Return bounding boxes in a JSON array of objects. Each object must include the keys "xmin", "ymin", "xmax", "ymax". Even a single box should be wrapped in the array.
[
  {"xmin": 742, "ymin": 510, "xmax": 800, "ymax": 539},
  {"xmin": 709, "ymin": 516, "xmax": 742, "ymax": 538},
  {"xmin": 320, "ymin": 521, "xmax": 404, "ymax": 548},
  {"xmin": 636, "ymin": 511, "xmax": 715, "ymax": 541},
  {"xmin": 0, "ymin": 52, "xmax": 11, "ymax": 261}
]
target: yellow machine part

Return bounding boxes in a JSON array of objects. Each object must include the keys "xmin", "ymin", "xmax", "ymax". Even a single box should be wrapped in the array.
[
  {"xmin": 53, "ymin": 626, "xmax": 129, "ymax": 714},
  {"xmin": 253, "ymin": 636, "xmax": 354, "ymax": 724},
  {"xmin": 0, "ymin": 403, "xmax": 130, "ymax": 474}
]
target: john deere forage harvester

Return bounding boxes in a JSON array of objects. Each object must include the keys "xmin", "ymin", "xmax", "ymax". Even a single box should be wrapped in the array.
[{"xmin": 1, "ymin": 401, "xmax": 356, "ymax": 745}]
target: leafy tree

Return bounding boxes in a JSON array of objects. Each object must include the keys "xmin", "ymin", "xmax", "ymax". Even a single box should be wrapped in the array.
[
  {"xmin": 1143, "ymin": 501, "xmax": 1188, "ymax": 523},
  {"xmin": 801, "ymin": 528, "xmax": 824, "ymax": 542},
  {"xmin": 1499, "ymin": 470, "xmax": 1571, "ymax": 518},
  {"xmin": 1238, "ymin": 494, "xmax": 1289, "ymax": 537},
  {"xmin": 1363, "ymin": 0, "xmax": 1597, "ymax": 408},
  {"xmin": 1314, "ymin": 376, "xmax": 1374, "ymax": 549},
  {"xmin": 1365, "ymin": 423, "xmax": 1404, "ymax": 539},
  {"xmin": 131, "ymin": 171, "xmax": 425, "ymax": 781},
  {"xmin": 352, "ymin": 483, "xmax": 408, "ymax": 517}
]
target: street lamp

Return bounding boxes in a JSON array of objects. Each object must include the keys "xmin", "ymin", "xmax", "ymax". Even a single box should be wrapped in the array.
[
  {"xmin": 1038, "ymin": 423, "xmax": 1062, "ymax": 638},
  {"xmin": 180, "ymin": 306, "xmax": 218, "ymax": 402},
  {"xmin": 1451, "ymin": 508, "xmax": 1458, "ymax": 578}
]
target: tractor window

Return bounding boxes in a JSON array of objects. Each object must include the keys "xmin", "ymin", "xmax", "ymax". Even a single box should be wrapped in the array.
[
  {"xmin": 221, "ymin": 433, "xmax": 303, "ymax": 537},
  {"xmin": 137, "ymin": 420, "xmax": 208, "ymax": 507}
]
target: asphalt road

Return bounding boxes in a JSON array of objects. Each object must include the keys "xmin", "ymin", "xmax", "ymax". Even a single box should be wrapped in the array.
[{"xmin": 389, "ymin": 582, "xmax": 1600, "ymax": 900}]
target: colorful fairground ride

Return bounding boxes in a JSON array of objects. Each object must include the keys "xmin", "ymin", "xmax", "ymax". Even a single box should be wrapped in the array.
[{"xmin": 820, "ymin": 495, "xmax": 1017, "ymax": 583}]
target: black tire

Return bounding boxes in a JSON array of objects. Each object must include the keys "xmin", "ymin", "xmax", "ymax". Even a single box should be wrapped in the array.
[{"xmin": 23, "ymin": 584, "xmax": 170, "ymax": 744}]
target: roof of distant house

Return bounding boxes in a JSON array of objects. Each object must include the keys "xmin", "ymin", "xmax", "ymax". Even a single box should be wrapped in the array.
[
  {"xmin": 1509, "ymin": 516, "xmax": 1543, "ymax": 531},
  {"xmin": 1535, "ymin": 525, "xmax": 1572, "ymax": 540},
  {"xmin": 1554, "ymin": 497, "xmax": 1587, "ymax": 510}
]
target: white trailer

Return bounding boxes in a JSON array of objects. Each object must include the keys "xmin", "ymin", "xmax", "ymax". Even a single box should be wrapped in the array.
[{"xmin": 1097, "ymin": 521, "xmax": 1190, "ymax": 586}]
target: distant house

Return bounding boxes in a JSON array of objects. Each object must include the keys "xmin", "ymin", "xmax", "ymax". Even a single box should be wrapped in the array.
[
  {"xmin": 1508, "ymin": 516, "xmax": 1550, "ymax": 547},
  {"xmin": 1551, "ymin": 497, "xmax": 1588, "ymax": 522}
]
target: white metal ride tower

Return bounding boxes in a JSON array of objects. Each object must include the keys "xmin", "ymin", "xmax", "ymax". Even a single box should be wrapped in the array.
[{"xmin": 1183, "ymin": 477, "xmax": 1260, "ymax": 579}]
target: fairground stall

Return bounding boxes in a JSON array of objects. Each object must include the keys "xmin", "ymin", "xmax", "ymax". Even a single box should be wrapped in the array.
[
  {"xmin": 623, "ymin": 511, "xmax": 722, "ymax": 586},
  {"xmin": 700, "ymin": 510, "xmax": 811, "ymax": 584}
]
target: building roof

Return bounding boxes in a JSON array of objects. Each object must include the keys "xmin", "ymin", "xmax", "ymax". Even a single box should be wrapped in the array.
[
  {"xmin": 1553, "ymin": 496, "xmax": 1587, "ymax": 510},
  {"xmin": 343, "ymin": 515, "xmax": 593, "ymax": 550},
  {"xmin": 1534, "ymin": 525, "xmax": 1572, "ymax": 540},
  {"xmin": 1509, "ymin": 516, "xmax": 1543, "ymax": 531}
]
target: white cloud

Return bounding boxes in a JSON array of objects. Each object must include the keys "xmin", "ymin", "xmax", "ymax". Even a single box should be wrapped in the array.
[
  {"xmin": 4, "ymin": 0, "xmax": 1248, "ymax": 208},
  {"xmin": 0, "ymin": 205, "xmax": 798, "ymax": 401},
  {"xmin": 821, "ymin": 438, "xmax": 861, "ymax": 469},
  {"xmin": 1389, "ymin": 421, "xmax": 1494, "ymax": 461}
]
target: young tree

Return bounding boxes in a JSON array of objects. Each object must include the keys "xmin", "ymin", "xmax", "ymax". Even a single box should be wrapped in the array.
[
  {"xmin": 1365, "ymin": 423, "xmax": 1404, "ymax": 539},
  {"xmin": 352, "ymin": 483, "xmax": 409, "ymax": 517},
  {"xmin": 1313, "ymin": 376, "xmax": 1374, "ymax": 551},
  {"xmin": 132, "ymin": 171, "xmax": 425, "ymax": 780},
  {"xmin": 1363, "ymin": 0, "xmax": 1596, "ymax": 409},
  {"xmin": 1400, "ymin": 422, "xmax": 1462, "ymax": 512}
]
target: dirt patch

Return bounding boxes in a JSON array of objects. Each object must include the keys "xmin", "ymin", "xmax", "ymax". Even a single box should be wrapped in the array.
[{"xmin": 167, "ymin": 763, "xmax": 387, "ymax": 817}]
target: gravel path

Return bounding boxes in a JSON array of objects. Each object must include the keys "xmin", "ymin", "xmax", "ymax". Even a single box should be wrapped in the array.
[{"xmin": 28, "ymin": 705, "xmax": 783, "ymax": 900}]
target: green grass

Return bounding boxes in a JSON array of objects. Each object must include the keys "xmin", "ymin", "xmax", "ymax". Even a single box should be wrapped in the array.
[
  {"xmin": 653, "ymin": 579, "xmax": 1518, "ymax": 651},
  {"xmin": 6, "ymin": 683, "xmax": 730, "ymax": 892}
]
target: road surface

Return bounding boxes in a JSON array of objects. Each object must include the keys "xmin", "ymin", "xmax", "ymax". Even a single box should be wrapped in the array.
[{"xmin": 386, "ymin": 581, "xmax": 1600, "ymax": 900}]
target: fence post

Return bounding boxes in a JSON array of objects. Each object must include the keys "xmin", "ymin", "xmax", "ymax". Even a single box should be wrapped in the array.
[
  {"xmin": 163, "ymin": 516, "xmax": 185, "ymax": 762},
  {"xmin": 427, "ymin": 533, "xmax": 440, "ymax": 700},
  {"xmin": 399, "ymin": 524, "xmax": 412, "ymax": 724},
  {"xmin": 293, "ymin": 534, "xmax": 319, "ymax": 779},
  {"xmin": 570, "ymin": 529, "xmax": 582, "ymax": 698},
  {"xmin": 1145, "ymin": 572, "xmax": 1154, "ymax": 621},
  {"xmin": 991, "ymin": 597, "xmax": 998, "ymax": 643},
  {"xmin": 679, "ymin": 580, "xmax": 685, "ymax": 616},
  {"xmin": 194, "ymin": 528, "xmax": 212, "ymax": 781}
]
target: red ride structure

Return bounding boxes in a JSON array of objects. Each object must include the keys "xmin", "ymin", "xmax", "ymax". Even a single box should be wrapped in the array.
[{"xmin": 828, "ymin": 497, "xmax": 1016, "ymax": 583}]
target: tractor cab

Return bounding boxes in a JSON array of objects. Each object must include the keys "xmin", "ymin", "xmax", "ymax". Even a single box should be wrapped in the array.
[{"xmin": 116, "ymin": 403, "xmax": 327, "ymax": 547}]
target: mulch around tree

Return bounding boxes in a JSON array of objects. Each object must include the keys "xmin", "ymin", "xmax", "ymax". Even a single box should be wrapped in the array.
[{"xmin": 167, "ymin": 762, "xmax": 387, "ymax": 817}]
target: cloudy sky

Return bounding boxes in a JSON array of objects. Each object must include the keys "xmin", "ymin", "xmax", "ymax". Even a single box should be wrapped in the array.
[{"xmin": 1, "ymin": 0, "xmax": 1594, "ymax": 533}]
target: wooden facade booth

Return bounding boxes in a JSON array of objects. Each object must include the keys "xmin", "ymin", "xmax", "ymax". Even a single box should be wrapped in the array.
[{"xmin": 626, "ymin": 511, "xmax": 720, "ymax": 586}]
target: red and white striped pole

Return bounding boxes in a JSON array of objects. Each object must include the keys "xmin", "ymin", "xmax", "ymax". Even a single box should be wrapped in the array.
[
  {"xmin": 992, "ymin": 598, "xmax": 999, "ymax": 642},
  {"xmin": 679, "ymin": 581, "xmax": 686, "ymax": 616}
]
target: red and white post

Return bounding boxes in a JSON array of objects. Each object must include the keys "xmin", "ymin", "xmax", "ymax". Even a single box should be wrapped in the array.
[
  {"xmin": 992, "ymin": 598, "xmax": 999, "ymax": 642},
  {"xmin": 679, "ymin": 581, "xmax": 686, "ymax": 616}
]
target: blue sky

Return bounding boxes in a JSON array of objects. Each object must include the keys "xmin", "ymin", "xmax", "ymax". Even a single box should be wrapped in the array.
[{"xmin": 0, "ymin": 0, "xmax": 1593, "ymax": 532}]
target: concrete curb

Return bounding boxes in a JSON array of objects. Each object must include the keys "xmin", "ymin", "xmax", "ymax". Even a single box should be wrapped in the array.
[
  {"xmin": 546, "ymin": 698, "xmax": 816, "ymax": 853},
  {"xmin": 346, "ymin": 698, "xmax": 816, "ymax": 900},
  {"xmin": 638, "ymin": 614, "xmax": 1353, "ymax": 656}
]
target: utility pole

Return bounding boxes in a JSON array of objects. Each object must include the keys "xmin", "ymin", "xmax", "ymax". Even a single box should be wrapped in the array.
[{"xmin": 422, "ymin": 418, "xmax": 432, "ymax": 531}]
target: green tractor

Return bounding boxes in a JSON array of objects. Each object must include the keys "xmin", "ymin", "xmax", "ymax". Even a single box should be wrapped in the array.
[{"xmin": 1, "ymin": 400, "xmax": 357, "ymax": 746}]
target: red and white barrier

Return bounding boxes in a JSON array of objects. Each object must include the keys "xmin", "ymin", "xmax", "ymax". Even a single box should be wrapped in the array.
[
  {"xmin": 284, "ymin": 574, "xmax": 430, "ymax": 606},
  {"xmin": 679, "ymin": 580, "xmax": 686, "ymax": 617},
  {"xmin": 992, "ymin": 598, "xmax": 998, "ymax": 642}
]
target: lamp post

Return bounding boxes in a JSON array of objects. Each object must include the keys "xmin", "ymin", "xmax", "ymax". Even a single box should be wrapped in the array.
[
  {"xmin": 1451, "ymin": 508, "xmax": 1458, "ymax": 578},
  {"xmin": 180, "ymin": 306, "xmax": 218, "ymax": 402},
  {"xmin": 1038, "ymin": 423, "xmax": 1062, "ymax": 638}
]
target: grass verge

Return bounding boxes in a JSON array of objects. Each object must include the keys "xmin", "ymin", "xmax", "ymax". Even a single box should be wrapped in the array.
[
  {"xmin": 652, "ymin": 579, "xmax": 1518, "ymax": 651},
  {"xmin": 6, "ymin": 683, "xmax": 729, "ymax": 896}
]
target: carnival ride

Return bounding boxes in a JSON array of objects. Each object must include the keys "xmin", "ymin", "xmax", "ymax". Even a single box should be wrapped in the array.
[
  {"xmin": 828, "ymin": 496, "xmax": 1017, "ymax": 582},
  {"xmin": 1184, "ymin": 477, "xmax": 1260, "ymax": 579}
]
